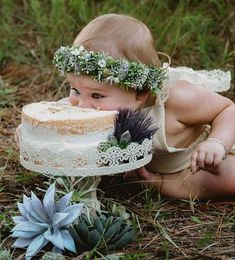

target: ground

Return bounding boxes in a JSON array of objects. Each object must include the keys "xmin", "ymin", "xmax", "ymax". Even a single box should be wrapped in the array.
[{"xmin": 1, "ymin": 1, "xmax": 235, "ymax": 259}]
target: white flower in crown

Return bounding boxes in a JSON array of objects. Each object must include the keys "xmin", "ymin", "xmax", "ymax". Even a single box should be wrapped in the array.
[
  {"xmin": 105, "ymin": 75, "xmax": 118, "ymax": 85},
  {"xmin": 114, "ymin": 77, "xmax": 120, "ymax": 84},
  {"xmin": 98, "ymin": 59, "xmax": 106, "ymax": 68},
  {"xmin": 71, "ymin": 48, "xmax": 80, "ymax": 56},
  {"xmin": 78, "ymin": 45, "xmax": 85, "ymax": 52}
]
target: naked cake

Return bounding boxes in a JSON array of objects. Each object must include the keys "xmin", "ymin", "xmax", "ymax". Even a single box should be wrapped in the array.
[{"xmin": 20, "ymin": 101, "xmax": 116, "ymax": 176}]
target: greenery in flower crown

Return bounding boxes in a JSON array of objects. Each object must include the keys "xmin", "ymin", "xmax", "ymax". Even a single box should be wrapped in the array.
[{"xmin": 53, "ymin": 45, "xmax": 168, "ymax": 94}]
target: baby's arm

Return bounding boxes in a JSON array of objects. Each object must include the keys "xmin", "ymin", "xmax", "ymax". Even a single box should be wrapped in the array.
[
  {"xmin": 191, "ymin": 101, "xmax": 235, "ymax": 172},
  {"xmin": 166, "ymin": 81, "xmax": 235, "ymax": 173}
]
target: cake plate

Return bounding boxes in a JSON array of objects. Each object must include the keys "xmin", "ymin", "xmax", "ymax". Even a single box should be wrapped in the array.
[{"xmin": 20, "ymin": 139, "xmax": 153, "ymax": 211}]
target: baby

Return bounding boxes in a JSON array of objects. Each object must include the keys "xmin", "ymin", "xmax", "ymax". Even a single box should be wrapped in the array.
[{"xmin": 16, "ymin": 14, "xmax": 235, "ymax": 200}]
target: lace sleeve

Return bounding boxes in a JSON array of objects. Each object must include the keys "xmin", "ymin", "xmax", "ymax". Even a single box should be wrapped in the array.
[{"xmin": 167, "ymin": 66, "xmax": 231, "ymax": 92}]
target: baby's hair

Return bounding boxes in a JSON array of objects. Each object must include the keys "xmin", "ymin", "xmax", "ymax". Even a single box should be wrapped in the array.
[{"xmin": 73, "ymin": 13, "xmax": 161, "ymax": 69}]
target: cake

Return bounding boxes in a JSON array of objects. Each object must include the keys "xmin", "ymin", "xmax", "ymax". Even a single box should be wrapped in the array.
[
  {"xmin": 20, "ymin": 101, "xmax": 116, "ymax": 175},
  {"xmin": 20, "ymin": 101, "xmax": 153, "ymax": 176}
]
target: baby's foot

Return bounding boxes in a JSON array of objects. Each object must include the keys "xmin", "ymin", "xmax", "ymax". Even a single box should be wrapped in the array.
[{"xmin": 124, "ymin": 167, "xmax": 163, "ymax": 191}]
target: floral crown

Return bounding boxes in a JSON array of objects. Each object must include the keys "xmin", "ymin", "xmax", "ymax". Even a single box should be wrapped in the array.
[{"xmin": 53, "ymin": 45, "xmax": 168, "ymax": 94}]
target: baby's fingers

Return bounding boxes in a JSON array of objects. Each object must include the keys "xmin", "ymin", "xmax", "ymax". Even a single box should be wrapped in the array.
[
  {"xmin": 204, "ymin": 153, "xmax": 215, "ymax": 168},
  {"xmin": 197, "ymin": 151, "xmax": 206, "ymax": 169},
  {"xmin": 213, "ymin": 153, "xmax": 222, "ymax": 168}
]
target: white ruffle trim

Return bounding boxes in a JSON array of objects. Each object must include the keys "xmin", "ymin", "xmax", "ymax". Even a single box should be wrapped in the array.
[
  {"xmin": 159, "ymin": 65, "xmax": 231, "ymax": 103},
  {"xmin": 167, "ymin": 66, "xmax": 231, "ymax": 92}
]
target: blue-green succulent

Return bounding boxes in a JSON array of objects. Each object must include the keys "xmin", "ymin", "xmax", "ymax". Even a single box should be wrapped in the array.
[
  {"xmin": 11, "ymin": 183, "xmax": 84, "ymax": 259},
  {"xmin": 69, "ymin": 213, "xmax": 134, "ymax": 252}
]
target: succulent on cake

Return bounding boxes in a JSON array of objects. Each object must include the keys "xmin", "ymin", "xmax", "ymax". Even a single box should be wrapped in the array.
[
  {"xmin": 69, "ymin": 213, "xmax": 134, "ymax": 252},
  {"xmin": 97, "ymin": 130, "xmax": 131, "ymax": 152},
  {"xmin": 98, "ymin": 109, "xmax": 157, "ymax": 152},
  {"xmin": 11, "ymin": 183, "xmax": 84, "ymax": 259}
]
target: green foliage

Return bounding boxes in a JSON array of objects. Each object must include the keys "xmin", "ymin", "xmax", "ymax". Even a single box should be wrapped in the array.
[
  {"xmin": 0, "ymin": 82, "xmax": 17, "ymax": 108},
  {"xmin": 15, "ymin": 171, "xmax": 38, "ymax": 185},
  {"xmin": 41, "ymin": 252, "xmax": 65, "ymax": 260},
  {"xmin": 1, "ymin": 0, "xmax": 234, "ymax": 73},
  {"xmin": 108, "ymin": 202, "xmax": 132, "ymax": 225},
  {"xmin": 196, "ymin": 229, "xmax": 215, "ymax": 249},
  {"xmin": 0, "ymin": 209, "xmax": 15, "ymax": 235},
  {"xmin": 0, "ymin": 248, "xmax": 13, "ymax": 260},
  {"xmin": 97, "ymin": 130, "xmax": 133, "ymax": 152}
]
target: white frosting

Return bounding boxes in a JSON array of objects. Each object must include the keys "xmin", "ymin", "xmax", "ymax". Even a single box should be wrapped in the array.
[
  {"xmin": 20, "ymin": 101, "xmax": 116, "ymax": 175},
  {"xmin": 23, "ymin": 101, "xmax": 116, "ymax": 121}
]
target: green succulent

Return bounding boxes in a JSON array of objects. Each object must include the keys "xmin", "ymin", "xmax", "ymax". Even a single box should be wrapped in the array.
[
  {"xmin": 41, "ymin": 252, "xmax": 65, "ymax": 260},
  {"xmin": 69, "ymin": 213, "xmax": 134, "ymax": 252},
  {"xmin": 97, "ymin": 130, "xmax": 132, "ymax": 153},
  {"xmin": 97, "ymin": 141, "xmax": 112, "ymax": 152},
  {"xmin": 108, "ymin": 203, "xmax": 132, "ymax": 225},
  {"xmin": 117, "ymin": 130, "xmax": 132, "ymax": 149}
]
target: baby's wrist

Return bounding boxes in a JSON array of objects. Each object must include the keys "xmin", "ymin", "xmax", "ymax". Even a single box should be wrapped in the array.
[{"xmin": 207, "ymin": 137, "xmax": 229, "ymax": 159}]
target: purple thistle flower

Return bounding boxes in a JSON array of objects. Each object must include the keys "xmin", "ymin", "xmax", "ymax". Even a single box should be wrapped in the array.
[
  {"xmin": 114, "ymin": 109, "xmax": 158, "ymax": 144},
  {"xmin": 75, "ymin": 63, "xmax": 81, "ymax": 71}
]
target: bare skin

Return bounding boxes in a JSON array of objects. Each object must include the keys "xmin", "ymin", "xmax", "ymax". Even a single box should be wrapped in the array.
[
  {"xmin": 15, "ymin": 77, "xmax": 235, "ymax": 200},
  {"xmin": 131, "ymin": 80, "xmax": 235, "ymax": 199},
  {"xmin": 130, "ymin": 155, "xmax": 235, "ymax": 200}
]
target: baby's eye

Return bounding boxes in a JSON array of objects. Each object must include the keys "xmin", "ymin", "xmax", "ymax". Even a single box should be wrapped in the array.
[
  {"xmin": 71, "ymin": 87, "xmax": 80, "ymax": 95},
  {"xmin": 92, "ymin": 93, "xmax": 105, "ymax": 99}
]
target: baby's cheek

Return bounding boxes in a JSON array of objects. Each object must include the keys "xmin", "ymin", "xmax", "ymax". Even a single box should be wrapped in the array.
[{"xmin": 69, "ymin": 95, "xmax": 79, "ymax": 106}]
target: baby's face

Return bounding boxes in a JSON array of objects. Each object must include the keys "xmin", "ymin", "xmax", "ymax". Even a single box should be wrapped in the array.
[{"xmin": 67, "ymin": 74, "xmax": 143, "ymax": 111}]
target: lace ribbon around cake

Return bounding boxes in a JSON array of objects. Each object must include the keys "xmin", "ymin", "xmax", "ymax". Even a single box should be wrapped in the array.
[{"xmin": 20, "ymin": 138, "xmax": 152, "ymax": 176}]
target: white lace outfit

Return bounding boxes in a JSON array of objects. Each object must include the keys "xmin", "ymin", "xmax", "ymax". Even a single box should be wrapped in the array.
[
  {"xmin": 160, "ymin": 65, "xmax": 232, "ymax": 103},
  {"xmin": 145, "ymin": 66, "xmax": 234, "ymax": 174}
]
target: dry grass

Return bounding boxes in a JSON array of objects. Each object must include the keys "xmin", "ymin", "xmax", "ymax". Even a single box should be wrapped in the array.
[{"xmin": 0, "ymin": 1, "xmax": 235, "ymax": 259}]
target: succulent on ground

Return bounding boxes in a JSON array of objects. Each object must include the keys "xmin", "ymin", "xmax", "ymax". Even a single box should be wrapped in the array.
[
  {"xmin": 69, "ymin": 213, "xmax": 134, "ymax": 252},
  {"xmin": 11, "ymin": 183, "xmax": 84, "ymax": 259}
]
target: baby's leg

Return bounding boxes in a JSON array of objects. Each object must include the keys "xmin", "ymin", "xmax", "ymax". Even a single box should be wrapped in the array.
[{"xmin": 135, "ymin": 154, "xmax": 235, "ymax": 200}]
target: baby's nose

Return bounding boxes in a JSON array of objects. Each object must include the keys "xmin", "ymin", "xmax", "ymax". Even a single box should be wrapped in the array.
[{"xmin": 77, "ymin": 99, "xmax": 92, "ymax": 108}]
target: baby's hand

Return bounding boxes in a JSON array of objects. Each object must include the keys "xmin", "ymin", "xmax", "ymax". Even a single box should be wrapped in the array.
[
  {"xmin": 190, "ymin": 139, "xmax": 226, "ymax": 173},
  {"xmin": 14, "ymin": 124, "xmax": 22, "ymax": 150}
]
